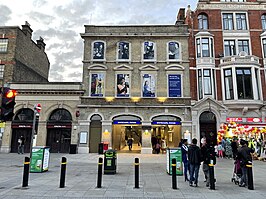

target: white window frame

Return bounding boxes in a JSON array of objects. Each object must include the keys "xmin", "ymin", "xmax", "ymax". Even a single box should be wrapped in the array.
[
  {"xmin": 115, "ymin": 71, "xmax": 131, "ymax": 98},
  {"xmin": 0, "ymin": 65, "xmax": 4, "ymax": 79},
  {"xmin": 116, "ymin": 41, "xmax": 131, "ymax": 62},
  {"xmin": 223, "ymin": 38, "xmax": 251, "ymax": 56},
  {"xmin": 141, "ymin": 71, "xmax": 157, "ymax": 98},
  {"xmin": 166, "ymin": 73, "xmax": 183, "ymax": 98},
  {"xmin": 195, "ymin": 37, "xmax": 214, "ymax": 58},
  {"xmin": 222, "ymin": 12, "xmax": 249, "ymax": 31},
  {"xmin": 89, "ymin": 71, "xmax": 106, "ymax": 97},
  {"xmin": 0, "ymin": 39, "xmax": 8, "ymax": 52},
  {"xmin": 221, "ymin": 65, "xmax": 262, "ymax": 101},
  {"xmin": 91, "ymin": 40, "xmax": 106, "ymax": 61},
  {"xmin": 142, "ymin": 41, "xmax": 156, "ymax": 62},
  {"xmin": 167, "ymin": 41, "xmax": 182, "ymax": 62},
  {"xmin": 197, "ymin": 68, "xmax": 216, "ymax": 100}
]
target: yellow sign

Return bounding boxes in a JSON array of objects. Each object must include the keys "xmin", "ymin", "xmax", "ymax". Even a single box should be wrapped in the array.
[{"xmin": 0, "ymin": 122, "xmax": 5, "ymax": 128}]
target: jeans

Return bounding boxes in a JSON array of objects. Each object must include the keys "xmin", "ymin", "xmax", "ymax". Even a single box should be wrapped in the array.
[
  {"xmin": 241, "ymin": 166, "xmax": 247, "ymax": 185},
  {"xmin": 203, "ymin": 163, "xmax": 210, "ymax": 185},
  {"xmin": 183, "ymin": 161, "xmax": 189, "ymax": 180},
  {"xmin": 18, "ymin": 145, "xmax": 24, "ymax": 154},
  {"xmin": 189, "ymin": 164, "xmax": 200, "ymax": 184}
]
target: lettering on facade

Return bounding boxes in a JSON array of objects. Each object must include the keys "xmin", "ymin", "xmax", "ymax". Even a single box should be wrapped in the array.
[{"xmin": 199, "ymin": 4, "xmax": 266, "ymax": 11}]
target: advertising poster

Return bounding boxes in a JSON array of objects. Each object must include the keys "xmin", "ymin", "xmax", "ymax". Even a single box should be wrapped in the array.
[
  {"xmin": 142, "ymin": 74, "xmax": 156, "ymax": 97},
  {"xmin": 118, "ymin": 42, "xmax": 129, "ymax": 59},
  {"xmin": 30, "ymin": 148, "xmax": 43, "ymax": 173},
  {"xmin": 168, "ymin": 74, "xmax": 181, "ymax": 97},
  {"xmin": 168, "ymin": 42, "xmax": 180, "ymax": 59},
  {"xmin": 143, "ymin": 41, "xmax": 155, "ymax": 60},
  {"xmin": 166, "ymin": 148, "xmax": 183, "ymax": 175},
  {"xmin": 93, "ymin": 41, "xmax": 104, "ymax": 59},
  {"xmin": 116, "ymin": 74, "xmax": 130, "ymax": 97},
  {"xmin": 90, "ymin": 73, "xmax": 105, "ymax": 97},
  {"xmin": 42, "ymin": 148, "xmax": 50, "ymax": 171}
]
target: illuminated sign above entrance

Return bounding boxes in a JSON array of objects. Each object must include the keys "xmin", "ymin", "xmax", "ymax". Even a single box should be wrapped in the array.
[
  {"xmin": 247, "ymin": 118, "xmax": 262, "ymax": 123},
  {"xmin": 113, "ymin": 120, "xmax": 141, "ymax": 125},
  {"xmin": 152, "ymin": 121, "xmax": 181, "ymax": 125},
  {"xmin": 226, "ymin": 118, "xmax": 243, "ymax": 122}
]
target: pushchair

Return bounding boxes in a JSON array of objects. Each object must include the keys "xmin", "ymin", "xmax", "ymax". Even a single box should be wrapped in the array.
[{"xmin": 231, "ymin": 159, "xmax": 242, "ymax": 185}]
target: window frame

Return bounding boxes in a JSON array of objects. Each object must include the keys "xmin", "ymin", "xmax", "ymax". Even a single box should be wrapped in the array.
[
  {"xmin": 117, "ymin": 41, "xmax": 131, "ymax": 62},
  {"xmin": 0, "ymin": 65, "xmax": 4, "ymax": 79},
  {"xmin": 142, "ymin": 41, "xmax": 156, "ymax": 62},
  {"xmin": 203, "ymin": 69, "xmax": 212, "ymax": 95},
  {"xmin": 91, "ymin": 40, "xmax": 106, "ymax": 61},
  {"xmin": 224, "ymin": 68, "xmax": 234, "ymax": 100},
  {"xmin": 236, "ymin": 13, "xmax": 247, "ymax": 30},
  {"xmin": 89, "ymin": 72, "xmax": 106, "ymax": 97},
  {"xmin": 198, "ymin": 14, "xmax": 208, "ymax": 30},
  {"xmin": 167, "ymin": 41, "xmax": 181, "ymax": 61},
  {"xmin": 0, "ymin": 38, "xmax": 8, "ymax": 53},
  {"xmin": 262, "ymin": 14, "xmax": 266, "ymax": 30},
  {"xmin": 236, "ymin": 68, "xmax": 253, "ymax": 99},
  {"xmin": 223, "ymin": 13, "xmax": 234, "ymax": 30}
]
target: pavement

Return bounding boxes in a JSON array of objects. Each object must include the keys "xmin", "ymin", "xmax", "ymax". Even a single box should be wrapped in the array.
[{"xmin": 0, "ymin": 152, "xmax": 265, "ymax": 199}]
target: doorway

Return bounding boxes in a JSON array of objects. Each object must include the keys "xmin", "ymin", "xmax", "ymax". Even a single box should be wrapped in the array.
[
  {"xmin": 46, "ymin": 129, "xmax": 71, "ymax": 153},
  {"xmin": 199, "ymin": 111, "xmax": 217, "ymax": 146},
  {"xmin": 89, "ymin": 114, "xmax": 102, "ymax": 153}
]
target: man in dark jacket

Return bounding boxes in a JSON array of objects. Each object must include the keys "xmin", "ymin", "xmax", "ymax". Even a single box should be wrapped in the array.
[
  {"xmin": 237, "ymin": 139, "xmax": 254, "ymax": 187},
  {"xmin": 188, "ymin": 138, "xmax": 201, "ymax": 187},
  {"xmin": 181, "ymin": 139, "xmax": 189, "ymax": 181}
]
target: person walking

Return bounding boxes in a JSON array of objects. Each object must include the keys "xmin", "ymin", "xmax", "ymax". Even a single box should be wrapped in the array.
[
  {"xmin": 237, "ymin": 139, "xmax": 254, "ymax": 187},
  {"xmin": 127, "ymin": 137, "xmax": 134, "ymax": 151},
  {"xmin": 188, "ymin": 138, "xmax": 201, "ymax": 187},
  {"xmin": 217, "ymin": 142, "xmax": 224, "ymax": 158},
  {"xmin": 181, "ymin": 139, "xmax": 189, "ymax": 182},
  {"xmin": 18, "ymin": 135, "xmax": 25, "ymax": 154}
]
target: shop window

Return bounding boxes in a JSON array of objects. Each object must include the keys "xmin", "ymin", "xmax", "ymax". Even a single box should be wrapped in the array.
[
  {"xmin": 92, "ymin": 41, "xmax": 105, "ymax": 60},
  {"xmin": 0, "ymin": 39, "xmax": 8, "ymax": 52},
  {"xmin": 198, "ymin": 14, "xmax": 208, "ymax": 30}
]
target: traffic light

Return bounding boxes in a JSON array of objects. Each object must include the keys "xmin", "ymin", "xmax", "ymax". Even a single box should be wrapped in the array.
[{"xmin": 1, "ymin": 87, "xmax": 17, "ymax": 121}]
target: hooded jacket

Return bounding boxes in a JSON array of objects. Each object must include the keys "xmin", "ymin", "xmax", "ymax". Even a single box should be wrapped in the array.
[{"xmin": 188, "ymin": 144, "xmax": 201, "ymax": 165}]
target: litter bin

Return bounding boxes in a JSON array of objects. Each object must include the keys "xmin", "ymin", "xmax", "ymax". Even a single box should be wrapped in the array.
[
  {"xmin": 30, "ymin": 146, "xmax": 50, "ymax": 173},
  {"xmin": 104, "ymin": 149, "xmax": 117, "ymax": 174},
  {"xmin": 98, "ymin": 143, "xmax": 104, "ymax": 154},
  {"xmin": 69, "ymin": 144, "xmax": 77, "ymax": 154}
]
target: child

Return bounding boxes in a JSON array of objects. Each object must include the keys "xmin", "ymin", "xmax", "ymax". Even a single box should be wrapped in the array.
[{"xmin": 217, "ymin": 142, "xmax": 224, "ymax": 158}]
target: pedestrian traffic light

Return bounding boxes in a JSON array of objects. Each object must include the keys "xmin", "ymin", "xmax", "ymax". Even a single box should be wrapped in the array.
[{"xmin": 1, "ymin": 87, "xmax": 17, "ymax": 121}]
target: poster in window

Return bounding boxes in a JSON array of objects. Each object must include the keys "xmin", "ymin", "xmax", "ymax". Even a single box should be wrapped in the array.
[
  {"xmin": 142, "ymin": 74, "xmax": 156, "ymax": 97},
  {"xmin": 93, "ymin": 42, "xmax": 104, "ymax": 59},
  {"xmin": 118, "ymin": 42, "xmax": 129, "ymax": 59},
  {"xmin": 143, "ymin": 41, "xmax": 155, "ymax": 60},
  {"xmin": 117, "ymin": 74, "xmax": 130, "ymax": 97},
  {"xmin": 168, "ymin": 42, "xmax": 180, "ymax": 59},
  {"xmin": 168, "ymin": 74, "xmax": 181, "ymax": 97},
  {"xmin": 90, "ymin": 73, "xmax": 105, "ymax": 97}
]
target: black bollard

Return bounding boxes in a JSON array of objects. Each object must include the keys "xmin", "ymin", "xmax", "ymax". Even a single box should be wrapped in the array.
[
  {"xmin": 209, "ymin": 163, "xmax": 215, "ymax": 190},
  {"xmin": 59, "ymin": 157, "xmax": 67, "ymax": 188},
  {"xmin": 135, "ymin": 158, "xmax": 139, "ymax": 188},
  {"xmin": 22, "ymin": 157, "xmax": 30, "ymax": 187},
  {"xmin": 172, "ymin": 159, "xmax": 177, "ymax": 189},
  {"xmin": 97, "ymin": 157, "xmax": 103, "ymax": 188},
  {"xmin": 246, "ymin": 162, "xmax": 254, "ymax": 190}
]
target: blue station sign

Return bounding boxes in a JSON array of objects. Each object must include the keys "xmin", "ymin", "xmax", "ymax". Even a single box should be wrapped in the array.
[
  {"xmin": 152, "ymin": 121, "xmax": 181, "ymax": 125},
  {"xmin": 113, "ymin": 120, "xmax": 141, "ymax": 125}
]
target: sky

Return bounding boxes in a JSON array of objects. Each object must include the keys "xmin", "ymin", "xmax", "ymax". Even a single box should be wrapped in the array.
[{"xmin": 0, "ymin": 0, "xmax": 197, "ymax": 82}]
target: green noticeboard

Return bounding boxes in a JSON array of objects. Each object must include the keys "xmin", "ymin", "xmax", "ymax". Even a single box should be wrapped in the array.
[
  {"xmin": 166, "ymin": 148, "xmax": 183, "ymax": 175},
  {"xmin": 30, "ymin": 147, "xmax": 50, "ymax": 173}
]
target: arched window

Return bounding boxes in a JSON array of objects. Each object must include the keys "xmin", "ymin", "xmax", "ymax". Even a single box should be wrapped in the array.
[
  {"xmin": 92, "ymin": 41, "xmax": 105, "ymax": 60},
  {"xmin": 117, "ymin": 41, "xmax": 130, "ymax": 60},
  {"xmin": 198, "ymin": 14, "xmax": 208, "ymax": 30},
  {"xmin": 49, "ymin": 109, "xmax": 72, "ymax": 122},
  {"xmin": 261, "ymin": 14, "xmax": 266, "ymax": 30},
  {"xmin": 14, "ymin": 108, "xmax": 34, "ymax": 121},
  {"xmin": 143, "ymin": 41, "xmax": 155, "ymax": 60}
]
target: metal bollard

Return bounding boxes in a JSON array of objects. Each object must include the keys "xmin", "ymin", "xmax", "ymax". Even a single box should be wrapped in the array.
[
  {"xmin": 246, "ymin": 162, "xmax": 254, "ymax": 190},
  {"xmin": 172, "ymin": 159, "xmax": 177, "ymax": 189},
  {"xmin": 134, "ymin": 158, "xmax": 139, "ymax": 188},
  {"xmin": 97, "ymin": 157, "xmax": 103, "ymax": 188},
  {"xmin": 209, "ymin": 162, "xmax": 215, "ymax": 190},
  {"xmin": 22, "ymin": 157, "xmax": 30, "ymax": 187},
  {"xmin": 59, "ymin": 157, "xmax": 67, "ymax": 188}
]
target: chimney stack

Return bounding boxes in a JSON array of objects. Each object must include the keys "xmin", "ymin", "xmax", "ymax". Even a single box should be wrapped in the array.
[
  {"xmin": 22, "ymin": 21, "xmax": 33, "ymax": 38},
  {"xmin": 175, "ymin": 8, "xmax": 185, "ymax": 25},
  {"xmin": 36, "ymin": 36, "xmax": 46, "ymax": 50}
]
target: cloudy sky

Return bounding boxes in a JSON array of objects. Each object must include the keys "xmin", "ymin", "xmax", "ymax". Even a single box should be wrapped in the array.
[{"xmin": 0, "ymin": 0, "xmax": 196, "ymax": 82}]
